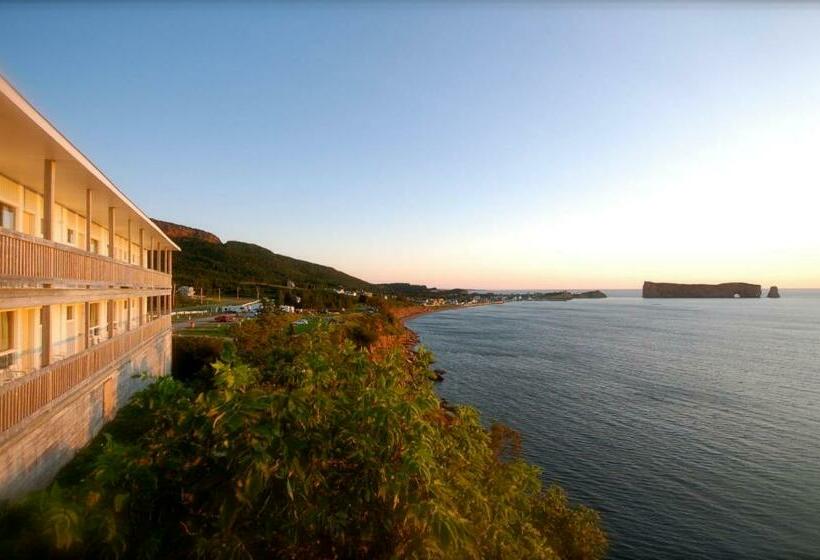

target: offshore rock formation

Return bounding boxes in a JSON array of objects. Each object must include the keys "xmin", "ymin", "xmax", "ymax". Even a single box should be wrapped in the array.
[
  {"xmin": 643, "ymin": 281, "xmax": 762, "ymax": 298},
  {"xmin": 767, "ymin": 286, "xmax": 781, "ymax": 298}
]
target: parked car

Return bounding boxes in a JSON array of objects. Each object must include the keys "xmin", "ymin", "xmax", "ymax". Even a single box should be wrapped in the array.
[{"xmin": 214, "ymin": 314, "xmax": 237, "ymax": 323}]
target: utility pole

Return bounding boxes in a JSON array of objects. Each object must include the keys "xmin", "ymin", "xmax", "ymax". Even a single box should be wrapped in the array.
[
  {"xmin": 218, "ymin": 288, "xmax": 221, "ymax": 304},
  {"xmin": 256, "ymin": 285, "xmax": 260, "ymax": 300},
  {"xmin": 236, "ymin": 286, "xmax": 239, "ymax": 300},
  {"xmin": 200, "ymin": 287, "xmax": 204, "ymax": 305}
]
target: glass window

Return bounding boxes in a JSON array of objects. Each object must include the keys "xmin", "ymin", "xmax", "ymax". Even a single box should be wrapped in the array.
[
  {"xmin": 1, "ymin": 204, "xmax": 15, "ymax": 230},
  {"xmin": 23, "ymin": 212, "xmax": 35, "ymax": 235},
  {"xmin": 1, "ymin": 311, "xmax": 13, "ymax": 352},
  {"xmin": 66, "ymin": 306, "xmax": 74, "ymax": 321},
  {"xmin": 90, "ymin": 239, "xmax": 99, "ymax": 254},
  {"xmin": 67, "ymin": 228, "xmax": 75, "ymax": 244}
]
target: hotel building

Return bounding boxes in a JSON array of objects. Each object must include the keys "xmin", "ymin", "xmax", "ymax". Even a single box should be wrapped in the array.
[{"xmin": 0, "ymin": 75, "xmax": 177, "ymax": 498}]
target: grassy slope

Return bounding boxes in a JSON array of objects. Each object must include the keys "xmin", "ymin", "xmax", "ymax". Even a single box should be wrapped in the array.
[{"xmin": 169, "ymin": 236, "xmax": 373, "ymax": 291}]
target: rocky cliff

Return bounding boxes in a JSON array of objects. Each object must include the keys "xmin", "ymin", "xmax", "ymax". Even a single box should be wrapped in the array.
[
  {"xmin": 642, "ymin": 281, "xmax": 761, "ymax": 298},
  {"xmin": 767, "ymin": 286, "xmax": 781, "ymax": 298},
  {"xmin": 153, "ymin": 219, "xmax": 222, "ymax": 244}
]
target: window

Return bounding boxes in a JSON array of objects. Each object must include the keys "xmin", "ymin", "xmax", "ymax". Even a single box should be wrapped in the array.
[
  {"xmin": 1, "ymin": 311, "xmax": 13, "ymax": 352},
  {"xmin": 1, "ymin": 203, "xmax": 15, "ymax": 230},
  {"xmin": 89, "ymin": 303, "xmax": 99, "ymax": 327},
  {"xmin": 67, "ymin": 228, "xmax": 76, "ymax": 244},
  {"xmin": 66, "ymin": 306, "xmax": 74, "ymax": 321},
  {"xmin": 0, "ymin": 311, "xmax": 13, "ymax": 369},
  {"xmin": 90, "ymin": 239, "xmax": 99, "ymax": 254},
  {"xmin": 23, "ymin": 212, "xmax": 36, "ymax": 235}
]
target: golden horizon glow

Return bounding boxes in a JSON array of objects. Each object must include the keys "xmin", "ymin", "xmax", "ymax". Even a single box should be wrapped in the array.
[{"xmin": 350, "ymin": 116, "xmax": 820, "ymax": 290}]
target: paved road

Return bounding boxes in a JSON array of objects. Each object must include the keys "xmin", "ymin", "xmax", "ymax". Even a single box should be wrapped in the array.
[{"xmin": 172, "ymin": 316, "xmax": 218, "ymax": 332}]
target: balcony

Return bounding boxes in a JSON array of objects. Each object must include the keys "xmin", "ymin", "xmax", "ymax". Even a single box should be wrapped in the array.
[
  {"xmin": 0, "ymin": 229, "xmax": 170, "ymax": 289},
  {"xmin": 0, "ymin": 315, "xmax": 171, "ymax": 434}
]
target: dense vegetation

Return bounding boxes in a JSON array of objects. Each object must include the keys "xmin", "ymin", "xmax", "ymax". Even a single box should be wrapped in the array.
[
  {"xmin": 167, "ymin": 236, "xmax": 373, "ymax": 293},
  {"xmin": 377, "ymin": 283, "xmax": 470, "ymax": 299},
  {"xmin": 0, "ymin": 310, "xmax": 606, "ymax": 559}
]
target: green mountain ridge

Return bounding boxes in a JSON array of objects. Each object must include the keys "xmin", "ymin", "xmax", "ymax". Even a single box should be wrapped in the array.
[{"xmin": 153, "ymin": 219, "xmax": 373, "ymax": 292}]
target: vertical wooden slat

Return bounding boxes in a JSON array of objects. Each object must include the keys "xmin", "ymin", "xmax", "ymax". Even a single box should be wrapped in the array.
[
  {"xmin": 0, "ymin": 229, "xmax": 171, "ymax": 288},
  {"xmin": 0, "ymin": 315, "xmax": 170, "ymax": 433}
]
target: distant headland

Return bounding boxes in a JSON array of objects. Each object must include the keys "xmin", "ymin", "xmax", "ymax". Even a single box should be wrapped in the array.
[
  {"xmin": 533, "ymin": 290, "xmax": 608, "ymax": 301},
  {"xmin": 642, "ymin": 282, "xmax": 762, "ymax": 298}
]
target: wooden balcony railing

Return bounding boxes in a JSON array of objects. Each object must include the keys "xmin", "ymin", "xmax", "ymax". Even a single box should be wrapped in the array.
[
  {"xmin": 0, "ymin": 315, "xmax": 171, "ymax": 434},
  {"xmin": 0, "ymin": 229, "xmax": 170, "ymax": 289}
]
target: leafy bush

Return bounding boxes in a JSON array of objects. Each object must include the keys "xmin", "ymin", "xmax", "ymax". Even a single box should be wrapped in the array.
[
  {"xmin": 0, "ymin": 319, "xmax": 606, "ymax": 560},
  {"xmin": 172, "ymin": 335, "xmax": 231, "ymax": 390}
]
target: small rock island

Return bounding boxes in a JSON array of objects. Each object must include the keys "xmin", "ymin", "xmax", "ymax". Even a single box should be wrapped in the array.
[
  {"xmin": 767, "ymin": 286, "xmax": 781, "ymax": 298},
  {"xmin": 642, "ymin": 281, "xmax": 762, "ymax": 298}
]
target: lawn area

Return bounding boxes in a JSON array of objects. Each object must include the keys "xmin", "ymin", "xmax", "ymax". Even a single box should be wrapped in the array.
[
  {"xmin": 291, "ymin": 316, "xmax": 324, "ymax": 334},
  {"xmin": 175, "ymin": 323, "xmax": 234, "ymax": 338}
]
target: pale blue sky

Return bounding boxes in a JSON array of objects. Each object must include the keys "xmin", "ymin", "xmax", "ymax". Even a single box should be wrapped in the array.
[{"xmin": 2, "ymin": 3, "xmax": 820, "ymax": 288}]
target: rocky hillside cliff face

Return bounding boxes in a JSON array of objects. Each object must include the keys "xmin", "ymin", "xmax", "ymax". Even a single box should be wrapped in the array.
[
  {"xmin": 643, "ymin": 282, "xmax": 762, "ymax": 298},
  {"xmin": 151, "ymin": 219, "xmax": 371, "ymax": 292},
  {"xmin": 153, "ymin": 219, "xmax": 221, "ymax": 244}
]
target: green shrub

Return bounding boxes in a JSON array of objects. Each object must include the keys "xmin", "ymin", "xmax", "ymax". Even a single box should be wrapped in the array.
[
  {"xmin": 0, "ymin": 321, "xmax": 606, "ymax": 560},
  {"xmin": 172, "ymin": 335, "xmax": 231, "ymax": 390}
]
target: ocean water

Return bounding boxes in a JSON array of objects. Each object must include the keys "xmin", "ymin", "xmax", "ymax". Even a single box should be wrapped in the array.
[{"xmin": 408, "ymin": 292, "xmax": 820, "ymax": 560}]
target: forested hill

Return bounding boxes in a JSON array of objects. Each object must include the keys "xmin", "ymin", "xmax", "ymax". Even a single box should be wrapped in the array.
[{"xmin": 153, "ymin": 219, "xmax": 373, "ymax": 292}]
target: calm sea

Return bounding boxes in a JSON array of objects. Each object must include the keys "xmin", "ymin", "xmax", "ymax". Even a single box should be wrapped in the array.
[{"xmin": 408, "ymin": 291, "xmax": 820, "ymax": 560}]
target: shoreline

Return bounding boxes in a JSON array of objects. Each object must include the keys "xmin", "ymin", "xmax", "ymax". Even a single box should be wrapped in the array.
[
  {"xmin": 394, "ymin": 301, "xmax": 493, "ymax": 324},
  {"xmin": 386, "ymin": 303, "xmax": 493, "ymax": 358}
]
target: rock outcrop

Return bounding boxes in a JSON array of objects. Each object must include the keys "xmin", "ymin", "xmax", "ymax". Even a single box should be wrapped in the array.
[
  {"xmin": 642, "ymin": 281, "xmax": 761, "ymax": 298},
  {"xmin": 152, "ymin": 219, "xmax": 222, "ymax": 244},
  {"xmin": 767, "ymin": 286, "xmax": 781, "ymax": 298}
]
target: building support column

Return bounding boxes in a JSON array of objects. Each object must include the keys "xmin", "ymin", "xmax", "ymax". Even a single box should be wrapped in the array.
[
  {"xmin": 127, "ymin": 219, "xmax": 132, "ymax": 264},
  {"xmin": 43, "ymin": 160, "xmax": 56, "ymax": 241},
  {"xmin": 139, "ymin": 296, "xmax": 144, "ymax": 326},
  {"xmin": 139, "ymin": 228, "xmax": 145, "ymax": 268},
  {"xmin": 84, "ymin": 302, "xmax": 90, "ymax": 349},
  {"xmin": 108, "ymin": 207, "xmax": 116, "ymax": 259},
  {"xmin": 148, "ymin": 237, "xmax": 154, "ymax": 270},
  {"xmin": 107, "ymin": 300, "xmax": 115, "ymax": 339},
  {"xmin": 41, "ymin": 305, "xmax": 51, "ymax": 367},
  {"xmin": 85, "ymin": 189, "xmax": 93, "ymax": 252}
]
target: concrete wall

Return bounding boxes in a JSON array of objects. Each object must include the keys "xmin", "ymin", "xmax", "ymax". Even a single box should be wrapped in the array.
[{"xmin": 0, "ymin": 329, "xmax": 171, "ymax": 500}]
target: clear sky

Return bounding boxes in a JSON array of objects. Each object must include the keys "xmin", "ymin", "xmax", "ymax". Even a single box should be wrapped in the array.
[{"xmin": 2, "ymin": 2, "xmax": 819, "ymax": 289}]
